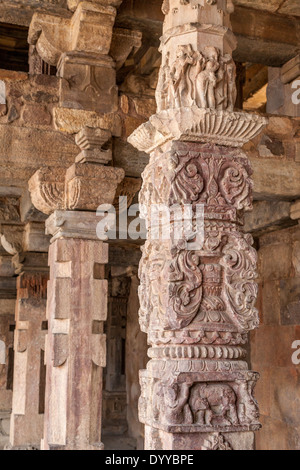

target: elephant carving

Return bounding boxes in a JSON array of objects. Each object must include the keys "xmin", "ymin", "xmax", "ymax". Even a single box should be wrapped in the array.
[{"xmin": 189, "ymin": 383, "xmax": 239, "ymax": 426}]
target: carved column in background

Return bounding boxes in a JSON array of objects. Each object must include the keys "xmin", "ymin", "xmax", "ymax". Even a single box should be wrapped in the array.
[
  {"xmin": 0, "ymin": 250, "xmax": 15, "ymax": 450},
  {"xmin": 0, "ymin": 250, "xmax": 15, "ymax": 433},
  {"xmin": 9, "ymin": 253, "xmax": 49, "ymax": 449},
  {"xmin": 103, "ymin": 268, "xmax": 130, "ymax": 437},
  {"xmin": 29, "ymin": 152, "xmax": 124, "ymax": 450},
  {"xmin": 41, "ymin": 211, "xmax": 109, "ymax": 450},
  {"xmin": 128, "ymin": 0, "xmax": 267, "ymax": 450}
]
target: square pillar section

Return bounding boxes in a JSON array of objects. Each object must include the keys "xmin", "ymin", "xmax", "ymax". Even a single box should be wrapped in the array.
[
  {"xmin": 128, "ymin": 0, "xmax": 268, "ymax": 451},
  {"xmin": 9, "ymin": 265, "xmax": 49, "ymax": 450},
  {"xmin": 42, "ymin": 211, "xmax": 108, "ymax": 451}
]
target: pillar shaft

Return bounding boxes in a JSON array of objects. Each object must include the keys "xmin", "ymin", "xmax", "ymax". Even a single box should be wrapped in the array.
[
  {"xmin": 9, "ymin": 270, "xmax": 48, "ymax": 449},
  {"xmin": 42, "ymin": 212, "xmax": 108, "ymax": 450},
  {"xmin": 128, "ymin": 0, "xmax": 267, "ymax": 451}
]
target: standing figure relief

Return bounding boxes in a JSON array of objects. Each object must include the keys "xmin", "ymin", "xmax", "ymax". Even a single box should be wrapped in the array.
[{"xmin": 156, "ymin": 44, "xmax": 237, "ymax": 112}]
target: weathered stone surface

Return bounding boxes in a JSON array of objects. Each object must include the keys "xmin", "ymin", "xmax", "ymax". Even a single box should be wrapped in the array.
[
  {"xmin": 280, "ymin": 278, "xmax": 300, "ymax": 326},
  {"xmin": 0, "ymin": 315, "xmax": 14, "ymax": 414},
  {"xmin": 21, "ymin": 104, "xmax": 52, "ymax": 126},
  {"xmin": 29, "ymin": 164, "xmax": 124, "ymax": 215},
  {"xmin": 43, "ymin": 237, "xmax": 108, "ymax": 450},
  {"xmin": 267, "ymin": 66, "xmax": 300, "ymax": 118},
  {"xmin": 244, "ymin": 201, "xmax": 293, "ymax": 236},
  {"xmin": 9, "ymin": 271, "xmax": 48, "ymax": 449},
  {"xmin": 281, "ymin": 55, "xmax": 300, "ymax": 85},
  {"xmin": 250, "ymin": 159, "xmax": 300, "ymax": 200},
  {"xmin": 53, "ymin": 107, "xmax": 122, "ymax": 136},
  {"xmin": 251, "ymin": 224, "xmax": 300, "ymax": 450},
  {"xmin": 0, "ymin": 225, "xmax": 24, "ymax": 255},
  {"xmin": 28, "ymin": 3, "xmax": 117, "ymax": 66},
  {"xmin": 291, "ymin": 200, "xmax": 300, "ymax": 220},
  {"xmin": 46, "ymin": 210, "xmax": 104, "ymax": 242},
  {"xmin": 58, "ymin": 52, "xmax": 118, "ymax": 114},
  {"xmin": 0, "ymin": 125, "xmax": 77, "ymax": 189},
  {"xmin": 75, "ymin": 127, "xmax": 112, "ymax": 165}
]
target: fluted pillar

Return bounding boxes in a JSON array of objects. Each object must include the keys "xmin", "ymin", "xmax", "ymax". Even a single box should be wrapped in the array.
[{"xmin": 128, "ymin": 0, "xmax": 267, "ymax": 451}]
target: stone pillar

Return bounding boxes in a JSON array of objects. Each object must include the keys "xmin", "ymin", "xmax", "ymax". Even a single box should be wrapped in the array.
[
  {"xmin": 125, "ymin": 269, "xmax": 148, "ymax": 450},
  {"xmin": 40, "ymin": 211, "xmax": 108, "ymax": 450},
  {"xmin": 9, "ymin": 253, "xmax": 49, "ymax": 449},
  {"xmin": 128, "ymin": 0, "xmax": 267, "ymax": 451},
  {"xmin": 0, "ymin": 253, "xmax": 15, "ymax": 450},
  {"xmin": 103, "ymin": 267, "xmax": 130, "ymax": 437}
]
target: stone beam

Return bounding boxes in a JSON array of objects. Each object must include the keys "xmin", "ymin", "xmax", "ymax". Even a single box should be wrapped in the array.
[
  {"xmin": 116, "ymin": 1, "xmax": 300, "ymax": 66},
  {"xmin": 244, "ymin": 201, "xmax": 295, "ymax": 237}
]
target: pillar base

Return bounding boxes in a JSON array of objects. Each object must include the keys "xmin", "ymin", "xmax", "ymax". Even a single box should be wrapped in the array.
[{"xmin": 145, "ymin": 426, "xmax": 255, "ymax": 450}]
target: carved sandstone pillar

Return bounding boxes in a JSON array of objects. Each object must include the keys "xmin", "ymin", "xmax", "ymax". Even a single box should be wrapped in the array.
[
  {"xmin": 40, "ymin": 211, "xmax": 109, "ymax": 450},
  {"xmin": 29, "ymin": 158, "xmax": 124, "ymax": 450},
  {"xmin": 128, "ymin": 0, "xmax": 267, "ymax": 451},
  {"xmin": 0, "ymin": 252, "xmax": 15, "ymax": 449},
  {"xmin": 9, "ymin": 253, "xmax": 49, "ymax": 450}
]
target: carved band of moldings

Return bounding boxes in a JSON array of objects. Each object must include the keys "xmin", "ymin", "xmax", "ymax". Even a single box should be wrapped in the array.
[
  {"xmin": 28, "ymin": 167, "xmax": 66, "ymax": 216},
  {"xmin": 148, "ymin": 344, "xmax": 246, "ymax": 360},
  {"xmin": 148, "ymin": 330, "xmax": 248, "ymax": 346},
  {"xmin": 128, "ymin": 108, "xmax": 268, "ymax": 152}
]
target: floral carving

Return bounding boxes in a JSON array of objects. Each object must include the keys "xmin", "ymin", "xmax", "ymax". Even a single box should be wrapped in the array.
[{"xmin": 221, "ymin": 233, "xmax": 259, "ymax": 332}]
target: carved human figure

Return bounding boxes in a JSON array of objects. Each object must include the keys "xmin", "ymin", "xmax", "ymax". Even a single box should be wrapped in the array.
[
  {"xmin": 235, "ymin": 378, "xmax": 260, "ymax": 425},
  {"xmin": 170, "ymin": 45, "xmax": 195, "ymax": 108},
  {"xmin": 153, "ymin": 380, "xmax": 193, "ymax": 425},
  {"xmin": 189, "ymin": 383, "xmax": 239, "ymax": 426},
  {"xmin": 225, "ymin": 58, "xmax": 237, "ymax": 111},
  {"xmin": 196, "ymin": 47, "xmax": 220, "ymax": 109},
  {"xmin": 216, "ymin": 54, "xmax": 237, "ymax": 111}
]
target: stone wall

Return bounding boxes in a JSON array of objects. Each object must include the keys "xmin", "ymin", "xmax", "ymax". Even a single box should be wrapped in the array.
[{"xmin": 251, "ymin": 225, "xmax": 300, "ymax": 450}]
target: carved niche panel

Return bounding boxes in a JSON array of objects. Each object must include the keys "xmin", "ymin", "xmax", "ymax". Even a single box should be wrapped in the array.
[
  {"xmin": 140, "ymin": 371, "xmax": 260, "ymax": 432},
  {"xmin": 156, "ymin": 44, "xmax": 237, "ymax": 113}
]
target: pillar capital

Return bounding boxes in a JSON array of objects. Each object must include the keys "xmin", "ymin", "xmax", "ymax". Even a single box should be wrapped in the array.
[
  {"xmin": 28, "ymin": 1, "xmax": 141, "ymax": 114},
  {"xmin": 28, "ymin": 126, "xmax": 125, "ymax": 218}
]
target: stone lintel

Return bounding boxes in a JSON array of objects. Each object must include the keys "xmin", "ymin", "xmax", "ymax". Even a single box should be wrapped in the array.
[{"xmin": 281, "ymin": 55, "xmax": 300, "ymax": 85}]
